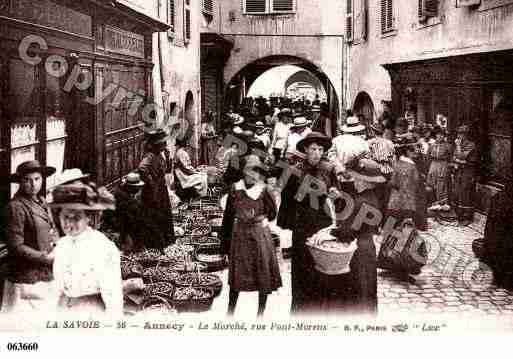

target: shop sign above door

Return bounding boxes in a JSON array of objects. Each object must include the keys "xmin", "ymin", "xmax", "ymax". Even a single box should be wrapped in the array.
[
  {"xmin": 104, "ymin": 26, "xmax": 145, "ymax": 59},
  {"xmin": 0, "ymin": 0, "xmax": 92, "ymax": 37}
]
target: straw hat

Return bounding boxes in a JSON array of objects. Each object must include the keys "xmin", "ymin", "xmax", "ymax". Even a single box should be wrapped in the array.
[
  {"xmin": 255, "ymin": 121, "xmax": 265, "ymax": 128},
  {"xmin": 10, "ymin": 160, "xmax": 56, "ymax": 183},
  {"xmin": 291, "ymin": 116, "xmax": 308, "ymax": 128},
  {"xmin": 52, "ymin": 168, "xmax": 90, "ymax": 187},
  {"xmin": 296, "ymin": 132, "xmax": 332, "ymax": 154},
  {"xmin": 342, "ymin": 116, "xmax": 366, "ymax": 133},
  {"xmin": 49, "ymin": 183, "xmax": 115, "ymax": 211},
  {"xmin": 122, "ymin": 172, "xmax": 145, "ymax": 187},
  {"xmin": 311, "ymin": 104, "xmax": 321, "ymax": 112}
]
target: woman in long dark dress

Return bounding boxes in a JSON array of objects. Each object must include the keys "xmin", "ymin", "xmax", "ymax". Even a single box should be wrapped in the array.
[
  {"xmin": 221, "ymin": 155, "xmax": 282, "ymax": 316},
  {"xmin": 319, "ymin": 158, "xmax": 383, "ymax": 315},
  {"xmin": 427, "ymin": 127, "xmax": 452, "ymax": 204},
  {"xmin": 277, "ymin": 132, "xmax": 336, "ymax": 314}
]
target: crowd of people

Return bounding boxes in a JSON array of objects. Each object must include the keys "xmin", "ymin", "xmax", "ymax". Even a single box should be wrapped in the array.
[{"xmin": 2, "ymin": 93, "xmax": 511, "ymax": 318}]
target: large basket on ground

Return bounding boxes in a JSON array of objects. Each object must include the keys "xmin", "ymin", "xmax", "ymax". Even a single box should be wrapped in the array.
[
  {"xmin": 170, "ymin": 287, "xmax": 215, "ymax": 313},
  {"xmin": 140, "ymin": 295, "xmax": 177, "ymax": 314},
  {"xmin": 174, "ymin": 272, "xmax": 223, "ymax": 297},
  {"xmin": 306, "ymin": 240, "xmax": 358, "ymax": 275},
  {"xmin": 142, "ymin": 264, "xmax": 181, "ymax": 284},
  {"xmin": 195, "ymin": 244, "xmax": 227, "ymax": 272}
]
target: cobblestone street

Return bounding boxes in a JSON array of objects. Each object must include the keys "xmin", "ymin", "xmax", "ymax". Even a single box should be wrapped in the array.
[{"xmin": 205, "ymin": 217, "xmax": 513, "ymax": 323}]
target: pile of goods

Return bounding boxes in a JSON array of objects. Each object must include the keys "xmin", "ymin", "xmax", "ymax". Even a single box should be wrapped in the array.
[
  {"xmin": 306, "ymin": 229, "xmax": 358, "ymax": 275},
  {"xmin": 121, "ymin": 196, "xmax": 227, "ymax": 314}
]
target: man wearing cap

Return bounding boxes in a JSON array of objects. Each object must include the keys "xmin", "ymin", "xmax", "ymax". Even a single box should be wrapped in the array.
[
  {"xmin": 277, "ymin": 132, "xmax": 338, "ymax": 314},
  {"xmin": 284, "ymin": 116, "xmax": 312, "ymax": 165},
  {"xmin": 137, "ymin": 128, "xmax": 175, "ymax": 249},
  {"xmin": 3, "ymin": 160, "xmax": 59, "ymax": 312},
  {"xmin": 270, "ymin": 108, "xmax": 292, "ymax": 162},
  {"xmin": 450, "ymin": 124, "xmax": 478, "ymax": 226},
  {"xmin": 113, "ymin": 172, "xmax": 147, "ymax": 253},
  {"xmin": 328, "ymin": 116, "xmax": 370, "ymax": 174}
]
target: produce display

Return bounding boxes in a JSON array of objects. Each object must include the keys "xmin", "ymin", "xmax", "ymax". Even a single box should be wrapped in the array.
[
  {"xmin": 144, "ymin": 282, "xmax": 174, "ymax": 298},
  {"xmin": 121, "ymin": 260, "xmax": 143, "ymax": 280},
  {"xmin": 175, "ymin": 273, "xmax": 221, "ymax": 287},
  {"xmin": 173, "ymin": 287, "xmax": 212, "ymax": 301},
  {"xmin": 163, "ymin": 244, "xmax": 195, "ymax": 260}
]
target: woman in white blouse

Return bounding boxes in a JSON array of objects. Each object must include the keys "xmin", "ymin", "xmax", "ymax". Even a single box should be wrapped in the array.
[{"xmin": 49, "ymin": 183, "xmax": 122, "ymax": 318}]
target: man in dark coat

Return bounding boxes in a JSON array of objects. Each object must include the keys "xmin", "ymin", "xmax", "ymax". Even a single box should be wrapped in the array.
[
  {"xmin": 277, "ymin": 132, "xmax": 337, "ymax": 314},
  {"xmin": 137, "ymin": 129, "xmax": 175, "ymax": 249}
]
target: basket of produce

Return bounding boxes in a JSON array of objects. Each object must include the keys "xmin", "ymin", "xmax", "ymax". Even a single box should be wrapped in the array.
[
  {"xmin": 130, "ymin": 249, "xmax": 163, "ymax": 267},
  {"xmin": 142, "ymin": 265, "xmax": 180, "ymax": 284},
  {"xmin": 169, "ymin": 261, "xmax": 207, "ymax": 273},
  {"xmin": 175, "ymin": 272, "xmax": 223, "ymax": 297},
  {"xmin": 306, "ymin": 230, "xmax": 358, "ymax": 275},
  {"xmin": 120, "ymin": 257, "xmax": 144, "ymax": 280},
  {"xmin": 195, "ymin": 244, "xmax": 226, "ymax": 272},
  {"xmin": 144, "ymin": 281, "xmax": 175, "ymax": 299},
  {"xmin": 140, "ymin": 295, "xmax": 177, "ymax": 314},
  {"xmin": 171, "ymin": 287, "xmax": 215, "ymax": 313},
  {"xmin": 163, "ymin": 244, "xmax": 196, "ymax": 261}
]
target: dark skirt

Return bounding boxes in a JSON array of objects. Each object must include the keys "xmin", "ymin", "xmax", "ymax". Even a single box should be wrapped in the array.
[
  {"xmin": 228, "ymin": 221, "xmax": 282, "ymax": 293},
  {"xmin": 452, "ymin": 166, "xmax": 476, "ymax": 221}
]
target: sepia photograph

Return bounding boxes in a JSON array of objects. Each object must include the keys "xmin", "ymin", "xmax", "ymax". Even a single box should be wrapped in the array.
[{"xmin": 0, "ymin": 0, "xmax": 512, "ymax": 355}]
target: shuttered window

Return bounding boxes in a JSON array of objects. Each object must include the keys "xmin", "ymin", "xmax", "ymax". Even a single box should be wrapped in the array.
[
  {"xmin": 418, "ymin": 0, "xmax": 438, "ymax": 22},
  {"xmin": 202, "ymin": 0, "xmax": 214, "ymax": 15},
  {"xmin": 168, "ymin": 0, "xmax": 175, "ymax": 31},
  {"xmin": 244, "ymin": 0, "xmax": 295, "ymax": 14},
  {"xmin": 184, "ymin": 0, "xmax": 191, "ymax": 43},
  {"xmin": 380, "ymin": 0, "xmax": 394, "ymax": 33},
  {"xmin": 271, "ymin": 0, "xmax": 294, "ymax": 12},
  {"xmin": 346, "ymin": 0, "xmax": 353, "ymax": 42}
]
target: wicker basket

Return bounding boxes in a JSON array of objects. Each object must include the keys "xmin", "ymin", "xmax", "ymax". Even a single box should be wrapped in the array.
[
  {"xmin": 141, "ymin": 295, "xmax": 177, "ymax": 314},
  {"xmin": 171, "ymin": 287, "xmax": 215, "ymax": 313},
  {"xmin": 174, "ymin": 273, "xmax": 223, "ymax": 297},
  {"xmin": 195, "ymin": 244, "xmax": 227, "ymax": 272},
  {"xmin": 144, "ymin": 281, "xmax": 175, "ymax": 299},
  {"xmin": 142, "ymin": 264, "xmax": 180, "ymax": 284},
  {"xmin": 120, "ymin": 258, "xmax": 144, "ymax": 280},
  {"xmin": 306, "ymin": 240, "xmax": 358, "ymax": 275},
  {"xmin": 131, "ymin": 249, "xmax": 164, "ymax": 268}
]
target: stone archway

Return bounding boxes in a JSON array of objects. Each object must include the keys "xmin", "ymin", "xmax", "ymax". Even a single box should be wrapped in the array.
[
  {"xmin": 353, "ymin": 91, "xmax": 375, "ymax": 128},
  {"xmin": 224, "ymin": 55, "xmax": 340, "ymax": 120}
]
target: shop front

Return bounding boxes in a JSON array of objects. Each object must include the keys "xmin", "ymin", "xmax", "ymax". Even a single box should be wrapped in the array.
[
  {"xmin": 383, "ymin": 50, "xmax": 513, "ymax": 213},
  {"xmin": 0, "ymin": 0, "xmax": 169, "ymax": 212}
]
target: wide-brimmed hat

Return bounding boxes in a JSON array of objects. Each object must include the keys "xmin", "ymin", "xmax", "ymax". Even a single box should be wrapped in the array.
[
  {"xmin": 291, "ymin": 116, "xmax": 308, "ymax": 128},
  {"xmin": 457, "ymin": 124, "xmax": 470, "ymax": 133},
  {"xmin": 370, "ymin": 122, "xmax": 385, "ymax": 135},
  {"xmin": 311, "ymin": 105, "xmax": 321, "ymax": 112},
  {"xmin": 52, "ymin": 168, "xmax": 90, "ymax": 187},
  {"xmin": 10, "ymin": 160, "xmax": 56, "ymax": 183},
  {"xmin": 145, "ymin": 128, "xmax": 169, "ymax": 144},
  {"xmin": 122, "ymin": 172, "xmax": 145, "ymax": 187},
  {"xmin": 346, "ymin": 158, "xmax": 386, "ymax": 184},
  {"xmin": 342, "ymin": 116, "xmax": 366, "ymax": 133},
  {"xmin": 49, "ymin": 183, "xmax": 115, "ymax": 211},
  {"xmin": 296, "ymin": 131, "xmax": 332, "ymax": 154},
  {"xmin": 255, "ymin": 121, "xmax": 265, "ymax": 128}
]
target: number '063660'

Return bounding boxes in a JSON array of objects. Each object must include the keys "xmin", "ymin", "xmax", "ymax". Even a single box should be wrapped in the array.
[{"xmin": 7, "ymin": 342, "xmax": 39, "ymax": 351}]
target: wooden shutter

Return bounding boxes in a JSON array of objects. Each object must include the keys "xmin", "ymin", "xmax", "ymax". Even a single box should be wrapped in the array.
[
  {"xmin": 168, "ymin": 0, "xmax": 175, "ymax": 32},
  {"xmin": 419, "ymin": 0, "xmax": 438, "ymax": 21},
  {"xmin": 203, "ymin": 0, "xmax": 214, "ymax": 15},
  {"xmin": 245, "ymin": 0, "xmax": 266, "ymax": 13},
  {"xmin": 346, "ymin": 0, "xmax": 353, "ymax": 42},
  {"xmin": 184, "ymin": 0, "xmax": 191, "ymax": 43},
  {"xmin": 381, "ymin": 0, "xmax": 393, "ymax": 33},
  {"xmin": 271, "ymin": 0, "xmax": 294, "ymax": 12}
]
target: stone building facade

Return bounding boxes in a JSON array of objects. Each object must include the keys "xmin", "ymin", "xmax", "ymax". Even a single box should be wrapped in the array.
[{"xmin": 344, "ymin": 0, "xmax": 513, "ymax": 212}]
